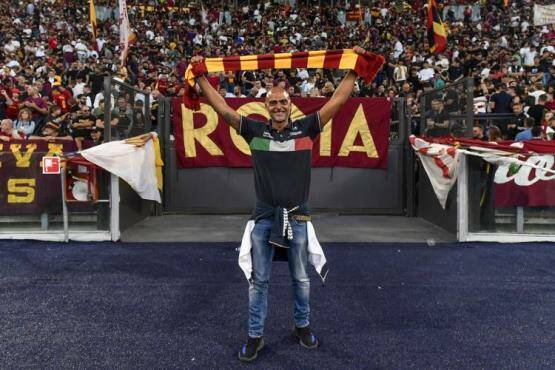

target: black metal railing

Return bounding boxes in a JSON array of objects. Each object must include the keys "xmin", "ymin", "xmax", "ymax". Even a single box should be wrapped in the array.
[
  {"xmin": 418, "ymin": 77, "xmax": 474, "ymax": 138},
  {"xmin": 102, "ymin": 77, "xmax": 153, "ymax": 142}
]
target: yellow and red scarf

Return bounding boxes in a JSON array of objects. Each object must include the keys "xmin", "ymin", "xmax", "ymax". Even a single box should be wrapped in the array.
[{"xmin": 184, "ymin": 49, "xmax": 385, "ymax": 110}]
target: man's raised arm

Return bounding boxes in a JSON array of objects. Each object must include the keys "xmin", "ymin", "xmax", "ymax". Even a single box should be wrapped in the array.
[
  {"xmin": 191, "ymin": 56, "xmax": 241, "ymax": 130},
  {"xmin": 318, "ymin": 46, "xmax": 366, "ymax": 127}
]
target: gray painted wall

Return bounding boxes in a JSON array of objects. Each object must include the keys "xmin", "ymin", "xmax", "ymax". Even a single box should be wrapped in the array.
[
  {"xmin": 119, "ymin": 179, "xmax": 153, "ymax": 231},
  {"xmin": 417, "ymin": 168, "xmax": 458, "ymax": 234},
  {"xmin": 164, "ymin": 143, "xmax": 405, "ymax": 214}
]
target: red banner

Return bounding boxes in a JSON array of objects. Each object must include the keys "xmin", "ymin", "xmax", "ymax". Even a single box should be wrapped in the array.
[
  {"xmin": 346, "ymin": 9, "xmax": 364, "ymax": 21},
  {"xmin": 172, "ymin": 97, "xmax": 391, "ymax": 168},
  {"xmin": 0, "ymin": 140, "xmax": 93, "ymax": 214},
  {"xmin": 494, "ymin": 155, "xmax": 555, "ymax": 207}
]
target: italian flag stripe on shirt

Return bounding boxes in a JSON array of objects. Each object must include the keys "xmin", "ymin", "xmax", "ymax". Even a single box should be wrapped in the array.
[{"xmin": 250, "ymin": 136, "xmax": 313, "ymax": 152}]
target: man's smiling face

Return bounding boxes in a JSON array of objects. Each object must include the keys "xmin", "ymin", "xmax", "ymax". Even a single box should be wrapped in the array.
[{"xmin": 265, "ymin": 87, "xmax": 291, "ymax": 126}]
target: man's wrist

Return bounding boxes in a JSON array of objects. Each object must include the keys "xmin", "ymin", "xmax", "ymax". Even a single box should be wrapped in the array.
[{"xmin": 345, "ymin": 70, "xmax": 358, "ymax": 81}]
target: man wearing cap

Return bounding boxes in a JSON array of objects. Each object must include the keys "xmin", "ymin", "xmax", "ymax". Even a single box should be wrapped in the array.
[{"xmin": 29, "ymin": 121, "xmax": 71, "ymax": 141}]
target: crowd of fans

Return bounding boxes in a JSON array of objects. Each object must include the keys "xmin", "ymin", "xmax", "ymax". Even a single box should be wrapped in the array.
[{"xmin": 0, "ymin": 0, "xmax": 553, "ymax": 146}]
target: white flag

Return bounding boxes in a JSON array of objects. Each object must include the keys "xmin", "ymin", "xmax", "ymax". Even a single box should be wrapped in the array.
[
  {"xmin": 533, "ymin": 4, "xmax": 555, "ymax": 26},
  {"xmin": 80, "ymin": 135, "xmax": 161, "ymax": 203},
  {"xmin": 410, "ymin": 136, "xmax": 460, "ymax": 209},
  {"xmin": 118, "ymin": 0, "xmax": 132, "ymax": 66}
]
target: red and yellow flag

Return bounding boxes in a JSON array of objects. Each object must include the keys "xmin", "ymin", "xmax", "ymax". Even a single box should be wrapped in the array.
[
  {"xmin": 89, "ymin": 0, "xmax": 97, "ymax": 41},
  {"xmin": 183, "ymin": 49, "xmax": 385, "ymax": 110},
  {"xmin": 426, "ymin": 0, "xmax": 447, "ymax": 54}
]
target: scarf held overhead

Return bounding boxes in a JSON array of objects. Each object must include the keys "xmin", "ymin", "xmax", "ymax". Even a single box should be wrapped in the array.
[{"xmin": 184, "ymin": 49, "xmax": 385, "ymax": 110}]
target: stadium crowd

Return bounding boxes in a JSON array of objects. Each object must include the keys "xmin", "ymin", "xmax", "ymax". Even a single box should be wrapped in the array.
[{"xmin": 0, "ymin": 0, "xmax": 553, "ymax": 145}]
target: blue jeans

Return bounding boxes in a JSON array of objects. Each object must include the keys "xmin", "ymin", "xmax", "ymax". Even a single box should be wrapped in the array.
[{"xmin": 248, "ymin": 217, "xmax": 310, "ymax": 338}]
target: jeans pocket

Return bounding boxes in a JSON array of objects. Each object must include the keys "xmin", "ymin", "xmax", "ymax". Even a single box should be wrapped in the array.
[{"xmin": 291, "ymin": 219, "xmax": 305, "ymax": 226}]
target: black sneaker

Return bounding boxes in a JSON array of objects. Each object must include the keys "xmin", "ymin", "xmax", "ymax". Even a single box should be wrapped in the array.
[
  {"xmin": 237, "ymin": 336, "xmax": 264, "ymax": 362},
  {"xmin": 292, "ymin": 326, "xmax": 319, "ymax": 349}
]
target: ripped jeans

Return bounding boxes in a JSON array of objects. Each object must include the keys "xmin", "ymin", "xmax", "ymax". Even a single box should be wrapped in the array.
[{"xmin": 248, "ymin": 217, "xmax": 310, "ymax": 338}]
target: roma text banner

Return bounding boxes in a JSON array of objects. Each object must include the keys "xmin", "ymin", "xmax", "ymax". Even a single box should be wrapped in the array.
[
  {"xmin": 172, "ymin": 97, "xmax": 391, "ymax": 168},
  {"xmin": 0, "ymin": 140, "xmax": 80, "ymax": 214},
  {"xmin": 494, "ymin": 155, "xmax": 555, "ymax": 207}
]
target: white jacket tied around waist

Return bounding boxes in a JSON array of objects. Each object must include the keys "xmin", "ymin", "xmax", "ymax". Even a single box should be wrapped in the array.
[{"xmin": 238, "ymin": 220, "xmax": 329, "ymax": 283}]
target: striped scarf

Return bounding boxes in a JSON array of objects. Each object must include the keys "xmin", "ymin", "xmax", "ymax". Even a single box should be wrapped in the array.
[{"xmin": 184, "ymin": 49, "xmax": 385, "ymax": 110}]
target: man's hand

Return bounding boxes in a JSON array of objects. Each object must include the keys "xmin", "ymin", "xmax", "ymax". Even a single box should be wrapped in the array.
[
  {"xmin": 191, "ymin": 55, "xmax": 241, "ymax": 130},
  {"xmin": 190, "ymin": 55, "xmax": 204, "ymax": 65},
  {"xmin": 318, "ymin": 46, "xmax": 365, "ymax": 126},
  {"xmin": 352, "ymin": 46, "xmax": 366, "ymax": 55}
]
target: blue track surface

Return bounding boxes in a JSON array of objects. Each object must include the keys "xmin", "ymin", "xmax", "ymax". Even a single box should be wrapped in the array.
[{"xmin": 1, "ymin": 241, "xmax": 554, "ymax": 369}]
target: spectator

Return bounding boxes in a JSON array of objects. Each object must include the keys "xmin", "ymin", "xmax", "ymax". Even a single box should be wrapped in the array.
[
  {"xmin": 418, "ymin": 62, "xmax": 435, "ymax": 83},
  {"xmin": 90, "ymin": 127, "xmax": 104, "ymax": 145},
  {"xmin": 91, "ymin": 99, "xmax": 105, "ymax": 120},
  {"xmin": 50, "ymin": 84, "xmax": 72, "ymax": 114},
  {"xmin": 253, "ymin": 80, "xmax": 267, "ymax": 98},
  {"xmin": 473, "ymin": 123, "xmax": 487, "ymax": 141},
  {"xmin": 21, "ymin": 86, "xmax": 48, "ymax": 124},
  {"xmin": 14, "ymin": 108, "xmax": 36, "ymax": 138},
  {"xmin": 29, "ymin": 121, "xmax": 72, "ymax": 141},
  {"xmin": 531, "ymin": 125, "xmax": 544, "ymax": 140},
  {"xmin": 231, "ymin": 85, "xmax": 246, "ymax": 98},
  {"xmin": 0, "ymin": 119, "xmax": 22, "ymax": 141},
  {"xmin": 528, "ymin": 82, "xmax": 547, "ymax": 104},
  {"xmin": 111, "ymin": 97, "xmax": 133, "ymax": 139},
  {"xmin": 527, "ymin": 94, "xmax": 549, "ymax": 126},
  {"xmin": 321, "ymin": 81, "xmax": 335, "ymax": 98},
  {"xmin": 129, "ymin": 100, "xmax": 147, "ymax": 137},
  {"xmin": 3, "ymin": 89, "xmax": 21, "ymax": 120},
  {"xmin": 487, "ymin": 125, "xmax": 502, "ymax": 142},
  {"xmin": 34, "ymin": 105, "xmax": 69, "ymax": 136},
  {"xmin": 425, "ymin": 98, "xmax": 449, "ymax": 137},
  {"xmin": 505, "ymin": 102, "xmax": 528, "ymax": 140},
  {"xmin": 515, "ymin": 117, "xmax": 536, "ymax": 141},
  {"xmin": 393, "ymin": 60, "xmax": 408, "ymax": 84},
  {"xmin": 490, "ymin": 83, "xmax": 513, "ymax": 114},
  {"xmin": 69, "ymin": 105, "xmax": 95, "ymax": 150}
]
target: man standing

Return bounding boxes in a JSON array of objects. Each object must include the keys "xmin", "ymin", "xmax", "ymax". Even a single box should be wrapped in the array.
[
  {"xmin": 527, "ymin": 94, "xmax": 548, "ymax": 126},
  {"xmin": 190, "ymin": 46, "xmax": 366, "ymax": 363},
  {"xmin": 489, "ymin": 83, "xmax": 512, "ymax": 114},
  {"xmin": 505, "ymin": 102, "xmax": 528, "ymax": 140},
  {"xmin": 425, "ymin": 98, "xmax": 450, "ymax": 137},
  {"xmin": 489, "ymin": 83, "xmax": 513, "ymax": 135}
]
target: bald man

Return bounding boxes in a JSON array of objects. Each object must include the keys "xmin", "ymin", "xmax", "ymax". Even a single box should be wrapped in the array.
[{"xmin": 191, "ymin": 46, "xmax": 365, "ymax": 362}]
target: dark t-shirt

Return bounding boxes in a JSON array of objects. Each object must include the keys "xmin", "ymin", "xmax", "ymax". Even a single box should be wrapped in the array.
[
  {"xmin": 490, "ymin": 91, "xmax": 512, "ymax": 113},
  {"xmin": 505, "ymin": 112, "xmax": 527, "ymax": 140},
  {"xmin": 0, "ymin": 95, "xmax": 6, "ymax": 119},
  {"xmin": 425, "ymin": 108, "xmax": 450, "ymax": 137},
  {"xmin": 448, "ymin": 65, "xmax": 463, "ymax": 81},
  {"xmin": 89, "ymin": 73, "xmax": 105, "ymax": 95},
  {"xmin": 239, "ymin": 113, "xmax": 321, "ymax": 208},
  {"xmin": 527, "ymin": 104, "xmax": 547, "ymax": 125}
]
